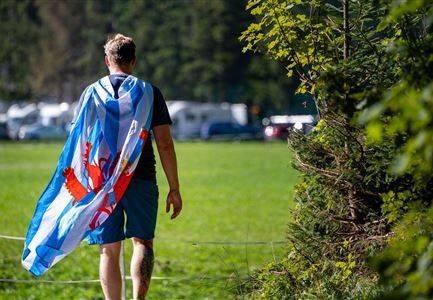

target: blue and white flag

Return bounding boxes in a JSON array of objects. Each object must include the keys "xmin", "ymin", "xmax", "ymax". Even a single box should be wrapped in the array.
[{"xmin": 22, "ymin": 75, "xmax": 154, "ymax": 277}]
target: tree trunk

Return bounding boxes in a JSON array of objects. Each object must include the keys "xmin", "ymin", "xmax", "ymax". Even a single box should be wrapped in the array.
[{"xmin": 343, "ymin": 0, "xmax": 350, "ymax": 59}]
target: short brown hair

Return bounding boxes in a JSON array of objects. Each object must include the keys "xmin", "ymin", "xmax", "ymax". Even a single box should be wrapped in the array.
[{"xmin": 104, "ymin": 33, "xmax": 136, "ymax": 64}]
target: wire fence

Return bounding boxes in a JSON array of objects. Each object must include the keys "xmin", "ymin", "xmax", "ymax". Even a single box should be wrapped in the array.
[
  {"xmin": 0, "ymin": 234, "xmax": 286, "ymax": 245},
  {"xmin": 0, "ymin": 232, "xmax": 284, "ymax": 292},
  {"xmin": 0, "ymin": 275, "xmax": 249, "ymax": 285}
]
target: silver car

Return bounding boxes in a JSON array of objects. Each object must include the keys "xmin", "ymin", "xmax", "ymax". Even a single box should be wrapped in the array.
[{"xmin": 18, "ymin": 123, "xmax": 68, "ymax": 140}]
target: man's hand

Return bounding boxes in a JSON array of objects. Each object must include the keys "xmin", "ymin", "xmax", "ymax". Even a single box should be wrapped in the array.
[{"xmin": 166, "ymin": 189, "xmax": 182, "ymax": 220}]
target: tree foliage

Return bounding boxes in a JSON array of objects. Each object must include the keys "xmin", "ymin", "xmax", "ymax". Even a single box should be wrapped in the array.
[
  {"xmin": 0, "ymin": 0, "xmax": 39, "ymax": 100},
  {"xmin": 240, "ymin": 0, "xmax": 433, "ymax": 298}
]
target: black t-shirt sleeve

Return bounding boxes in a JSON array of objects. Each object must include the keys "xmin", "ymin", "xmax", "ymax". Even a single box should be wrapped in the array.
[
  {"xmin": 133, "ymin": 84, "xmax": 171, "ymax": 181},
  {"xmin": 151, "ymin": 85, "xmax": 172, "ymax": 128}
]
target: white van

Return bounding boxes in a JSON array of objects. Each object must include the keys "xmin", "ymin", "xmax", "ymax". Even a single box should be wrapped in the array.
[{"xmin": 166, "ymin": 101, "xmax": 247, "ymax": 140}]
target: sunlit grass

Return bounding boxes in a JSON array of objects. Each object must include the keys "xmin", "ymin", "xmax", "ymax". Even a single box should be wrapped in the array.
[{"xmin": 0, "ymin": 141, "xmax": 298, "ymax": 299}]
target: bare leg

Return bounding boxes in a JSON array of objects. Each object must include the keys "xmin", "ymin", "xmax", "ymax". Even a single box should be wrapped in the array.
[
  {"xmin": 131, "ymin": 238, "xmax": 154, "ymax": 299},
  {"xmin": 99, "ymin": 242, "xmax": 122, "ymax": 300}
]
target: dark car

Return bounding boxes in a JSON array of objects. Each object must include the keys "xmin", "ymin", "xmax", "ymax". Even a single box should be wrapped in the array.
[
  {"xmin": 263, "ymin": 123, "xmax": 292, "ymax": 140},
  {"xmin": 200, "ymin": 121, "xmax": 263, "ymax": 141},
  {"xmin": 263, "ymin": 115, "xmax": 317, "ymax": 140},
  {"xmin": 0, "ymin": 117, "xmax": 8, "ymax": 139}
]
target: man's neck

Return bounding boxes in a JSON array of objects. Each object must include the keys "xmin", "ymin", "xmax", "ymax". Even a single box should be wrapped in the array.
[
  {"xmin": 109, "ymin": 69, "xmax": 132, "ymax": 75},
  {"xmin": 108, "ymin": 65, "xmax": 133, "ymax": 75}
]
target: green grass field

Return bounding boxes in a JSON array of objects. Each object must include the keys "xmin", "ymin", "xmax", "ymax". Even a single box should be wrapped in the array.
[{"xmin": 0, "ymin": 141, "xmax": 298, "ymax": 299}]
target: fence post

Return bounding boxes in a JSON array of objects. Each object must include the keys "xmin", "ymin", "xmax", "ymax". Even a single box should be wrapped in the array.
[{"xmin": 120, "ymin": 240, "xmax": 126, "ymax": 300}]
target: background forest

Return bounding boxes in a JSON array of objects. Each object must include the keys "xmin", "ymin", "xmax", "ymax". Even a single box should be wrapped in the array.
[{"xmin": 0, "ymin": 0, "xmax": 318, "ymax": 116}]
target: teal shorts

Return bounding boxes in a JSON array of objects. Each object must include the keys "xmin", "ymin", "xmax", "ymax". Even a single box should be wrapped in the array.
[{"xmin": 88, "ymin": 178, "xmax": 159, "ymax": 245}]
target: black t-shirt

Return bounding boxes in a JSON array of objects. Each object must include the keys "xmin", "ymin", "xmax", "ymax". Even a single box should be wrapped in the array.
[{"xmin": 109, "ymin": 74, "xmax": 172, "ymax": 182}]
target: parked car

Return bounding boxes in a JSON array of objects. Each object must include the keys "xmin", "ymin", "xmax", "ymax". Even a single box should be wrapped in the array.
[
  {"xmin": 6, "ymin": 102, "xmax": 73, "ymax": 140},
  {"xmin": 0, "ymin": 114, "xmax": 8, "ymax": 139},
  {"xmin": 18, "ymin": 123, "xmax": 69, "ymax": 140},
  {"xmin": 263, "ymin": 115, "xmax": 317, "ymax": 140},
  {"xmin": 263, "ymin": 122, "xmax": 292, "ymax": 140},
  {"xmin": 6, "ymin": 103, "xmax": 39, "ymax": 139},
  {"xmin": 167, "ymin": 101, "xmax": 248, "ymax": 140},
  {"xmin": 0, "ymin": 102, "xmax": 10, "ymax": 139},
  {"xmin": 200, "ymin": 121, "xmax": 263, "ymax": 141}
]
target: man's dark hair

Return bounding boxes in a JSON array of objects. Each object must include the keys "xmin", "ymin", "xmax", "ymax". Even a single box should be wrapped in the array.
[{"xmin": 104, "ymin": 33, "xmax": 136, "ymax": 64}]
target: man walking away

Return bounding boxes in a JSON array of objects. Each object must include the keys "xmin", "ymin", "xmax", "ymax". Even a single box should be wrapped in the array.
[{"xmin": 80, "ymin": 34, "xmax": 183, "ymax": 300}]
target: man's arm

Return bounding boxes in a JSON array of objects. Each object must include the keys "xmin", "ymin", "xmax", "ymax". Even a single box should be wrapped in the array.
[{"xmin": 153, "ymin": 124, "xmax": 182, "ymax": 220}]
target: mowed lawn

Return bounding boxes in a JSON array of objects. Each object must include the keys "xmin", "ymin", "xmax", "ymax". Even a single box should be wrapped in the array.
[{"xmin": 0, "ymin": 141, "xmax": 298, "ymax": 299}]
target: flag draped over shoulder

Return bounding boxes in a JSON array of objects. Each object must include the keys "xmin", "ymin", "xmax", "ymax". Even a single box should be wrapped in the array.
[{"xmin": 22, "ymin": 75, "xmax": 154, "ymax": 277}]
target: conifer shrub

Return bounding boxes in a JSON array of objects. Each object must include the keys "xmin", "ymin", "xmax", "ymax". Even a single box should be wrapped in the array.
[{"xmin": 239, "ymin": 0, "xmax": 433, "ymax": 298}]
